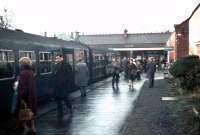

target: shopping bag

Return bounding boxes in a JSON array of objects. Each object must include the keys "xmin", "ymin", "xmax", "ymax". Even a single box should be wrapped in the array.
[{"xmin": 18, "ymin": 100, "xmax": 34, "ymax": 121}]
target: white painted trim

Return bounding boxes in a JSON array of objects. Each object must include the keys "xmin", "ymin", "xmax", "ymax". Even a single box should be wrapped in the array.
[{"xmin": 108, "ymin": 47, "xmax": 173, "ymax": 51}]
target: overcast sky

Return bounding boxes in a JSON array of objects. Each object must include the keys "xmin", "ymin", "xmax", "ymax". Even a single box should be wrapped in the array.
[{"xmin": 0, "ymin": 0, "xmax": 199, "ymax": 36}]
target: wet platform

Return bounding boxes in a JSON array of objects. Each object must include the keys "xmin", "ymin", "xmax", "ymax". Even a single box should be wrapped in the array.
[{"xmin": 36, "ymin": 73, "xmax": 166, "ymax": 135}]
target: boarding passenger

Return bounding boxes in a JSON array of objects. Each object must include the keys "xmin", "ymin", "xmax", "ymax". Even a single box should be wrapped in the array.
[{"xmin": 54, "ymin": 55, "xmax": 73, "ymax": 118}]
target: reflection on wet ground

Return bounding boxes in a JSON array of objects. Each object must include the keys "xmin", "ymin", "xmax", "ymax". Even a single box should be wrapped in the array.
[{"xmin": 37, "ymin": 75, "xmax": 146, "ymax": 135}]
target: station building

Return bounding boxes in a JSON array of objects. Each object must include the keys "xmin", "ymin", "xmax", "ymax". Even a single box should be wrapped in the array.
[{"xmin": 78, "ymin": 30, "xmax": 171, "ymax": 61}]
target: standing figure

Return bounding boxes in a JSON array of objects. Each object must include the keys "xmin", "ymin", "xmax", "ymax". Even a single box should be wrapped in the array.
[
  {"xmin": 111, "ymin": 58, "xmax": 121, "ymax": 88},
  {"xmin": 121, "ymin": 57, "xmax": 128, "ymax": 79},
  {"xmin": 18, "ymin": 57, "xmax": 37, "ymax": 133},
  {"xmin": 136, "ymin": 60, "xmax": 142, "ymax": 81},
  {"xmin": 54, "ymin": 55, "xmax": 73, "ymax": 118},
  {"xmin": 127, "ymin": 59, "xmax": 137, "ymax": 89},
  {"xmin": 75, "ymin": 59, "xmax": 89, "ymax": 97},
  {"xmin": 146, "ymin": 57, "xmax": 157, "ymax": 88}
]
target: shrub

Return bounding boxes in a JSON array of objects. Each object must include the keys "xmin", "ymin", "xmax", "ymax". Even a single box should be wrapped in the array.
[
  {"xmin": 169, "ymin": 55, "xmax": 199, "ymax": 77},
  {"xmin": 169, "ymin": 55, "xmax": 200, "ymax": 91}
]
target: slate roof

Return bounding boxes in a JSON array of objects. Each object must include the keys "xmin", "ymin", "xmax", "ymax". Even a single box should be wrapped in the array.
[
  {"xmin": 79, "ymin": 33, "xmax": 171, "ymax": 46},
  {"xmin": 0, "ymin": 28, "xmax": 88, "ymax": 49}
]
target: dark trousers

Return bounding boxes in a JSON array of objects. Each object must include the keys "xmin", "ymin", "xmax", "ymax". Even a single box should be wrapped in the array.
[
  {"xmin": 56, "ymin": 97, "xmax": 72, "ymax": 116},
  {"xmin": 149, "ymin": 75, "xmax": 155, "ymax": 88},
  {"xmin": 112, "ymin": 73, "xmax": 119, "ymax": 87},
  {"xmin": 136, "ymin": 71, "xmax": 141, "ymax": 80},
  {"xmin": 80, "ymin": 86, "xmax": 86, "ymax": 96}
]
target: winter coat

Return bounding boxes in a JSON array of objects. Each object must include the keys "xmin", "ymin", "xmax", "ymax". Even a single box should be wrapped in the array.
[
  {"xmin": 111, "ymin": 61, "xmax": 121, "ymax": 74},
  {"xmin": 146, "ymin": 61, "xmax": 156, "ymax": 78},
  {"xmin": 18, "ymin": 65, "xmax": 37, "ymax": 114},
  {"xmin": 54, "ymin": 62, "xmax": 73, "ymax": 99},
  {"xmin": 75, "ymin": 62, "xmax": 89, "ymax": 87},
  {"xmin": 127, "ymin": 63, "xmax": 137, "ymax": 82}
]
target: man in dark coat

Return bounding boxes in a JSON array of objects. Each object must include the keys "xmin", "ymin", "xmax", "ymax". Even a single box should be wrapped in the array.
[
  {"xmin": 146, "ymin": 57, "xmax": 157, "ymax": 88},
  {"xmin": 54, "ymin": 55, "xmax": 73, "ymax": 118},
  {"xmin": 111, "ymin": 58, "xmax": 121, "ymax": 88}
]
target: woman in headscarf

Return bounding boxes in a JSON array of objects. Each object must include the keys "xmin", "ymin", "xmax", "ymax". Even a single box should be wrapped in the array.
[{"xmin": 18, "ymin": 57, "xmax": 37, "ymax": 133}]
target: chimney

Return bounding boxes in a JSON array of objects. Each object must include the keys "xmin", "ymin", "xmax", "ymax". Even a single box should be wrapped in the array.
[
  {"xmin": 75, "ymin": 31, "xmax": 80, "ymax": 41},
  {"xmin": 53, "ymin": 34, "xmax": 57, "ymax": 38},
  {"xmin": 70, "ymin": 32, "xmax": 74, "ymax": 40},
  {"xmin": 124, "ymin": 29, "xmax": 128, "ymax": 37},
  {"xmin": 44, "ymin": 32, "xmax": 47, "ymax": 37}
]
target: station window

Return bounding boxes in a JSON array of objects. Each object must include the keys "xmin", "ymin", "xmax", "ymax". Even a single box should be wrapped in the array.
[
  {"xmin": 19, "ymin": 51, "xmax": 36, "ymax": 73},
  {"xmin": 39, "ymin": 52, "xmax": 52, "ymax": 74},
  {"xmin": 0, "ymin": 49, "xmax": 15, "ymax": 79}
]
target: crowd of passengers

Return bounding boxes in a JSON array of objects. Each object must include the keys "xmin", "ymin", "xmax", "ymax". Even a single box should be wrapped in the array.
[{"xmin": 111, "ymin": 56, "xmax": 169, "ymax": 89}]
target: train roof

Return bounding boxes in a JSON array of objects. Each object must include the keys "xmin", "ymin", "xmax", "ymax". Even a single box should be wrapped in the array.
[{"xmin": 0, "ymin": 28, "xmax": 89, "ymax": 49}]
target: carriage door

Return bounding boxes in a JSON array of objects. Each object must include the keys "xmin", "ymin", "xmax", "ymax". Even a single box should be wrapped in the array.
[
  {"xmin": 62, "ymin": 48, "xmax": 75, "ymax": 90},
  {"xmin": 62, "ymin": 48, "xmax": 74, "ymax": 69}
]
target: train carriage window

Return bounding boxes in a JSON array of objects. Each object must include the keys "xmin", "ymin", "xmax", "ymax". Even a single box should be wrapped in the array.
[
  {"xmin": 39, "ymin": 52, "xmax": 52, "ymax": 74},
  {"xmin": 19, "ymin": 51, "xmax": 36, "ymax": 73},
  {"xmin": 65, "ymin": 54, "xmax": 73, "ymax": 67},
  {"xmin": 0, "ymin": 49, "xmax": 15, "ymax": 79},
  {"xmin": 74, "ymin": 49, "xmax": 85, "ymax": 63}
]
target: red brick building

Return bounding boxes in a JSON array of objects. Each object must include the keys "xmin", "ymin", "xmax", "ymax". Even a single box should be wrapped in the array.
[
  {"xmin": 167, "ymin": 19, "xmax": 189, "ymax": 62},
  {"xmin": 167, "ymin": 3, "xmax": 200, "ymax": 61},
  {"xmin": 174, "ymin": 19, "xmax": 189, "ymax": 60}
]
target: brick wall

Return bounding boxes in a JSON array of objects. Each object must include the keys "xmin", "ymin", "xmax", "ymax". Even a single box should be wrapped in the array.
[{"xmin": 174, "ymin": 19, "xmax": 189, "ymax": 60}]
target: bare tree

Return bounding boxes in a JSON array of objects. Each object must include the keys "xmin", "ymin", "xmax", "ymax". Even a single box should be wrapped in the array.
[{"xmin": 0, "ymin": 8, "xmax": 12, "ymax": 29}]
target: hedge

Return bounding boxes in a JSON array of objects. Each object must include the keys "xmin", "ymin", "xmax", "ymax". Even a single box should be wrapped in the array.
[{"xmin": 169, "ymin": 55, "xmax": 200, "ymax": 91}]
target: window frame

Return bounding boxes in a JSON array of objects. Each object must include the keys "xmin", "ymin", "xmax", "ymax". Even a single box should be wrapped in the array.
[
  {"xmin": 19, "ymin": 50, "xmax": 37, "ymax": 74},
  {"xmin": 0, "ymin": 49, "xmax": 15, "ymax": 80},
  {"xmin": 39, "ymin": 51, "xmax": 53, "ymax": 75}
]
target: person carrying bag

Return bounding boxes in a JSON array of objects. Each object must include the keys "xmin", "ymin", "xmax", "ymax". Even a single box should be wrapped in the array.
[
  {"xmin": 16, "ymin": 57, "xmax": 37, "ymax": 134},
  {"xmin": 18, "ymin": 100, "xmax": 34, "ymax": 121}
]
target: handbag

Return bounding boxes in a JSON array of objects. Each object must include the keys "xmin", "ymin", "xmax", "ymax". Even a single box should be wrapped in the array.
[{"xmin": 18, "ymin": 100, "xmax": 34, "ymax": 121}]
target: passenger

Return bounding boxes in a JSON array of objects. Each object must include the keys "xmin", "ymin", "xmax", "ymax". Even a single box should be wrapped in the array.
[
  {"xmin": 143, "ymin": 57, "xmax": 148, "ymax": 73},
  {"xmin": 136, "ymin": 60, "xmax": 142, "ymax": 81},
  {"xmin": 75, "ymin": 59, "xmax": 89, "ymax": 97},
  {"xmin": 111, "ymin": 58, "xmax": 121, "ymax": 88},
  {"xmin": 127, "ymin": 59, "xmax": 137, "ymax": 89},
  {"xmin": 146, "ymin": 57, "xmax": 157, "ymax": 88},
  {"xmin": 17, "ymin": 57, "xmax": 37, "ymax": 134},
  {"xmin": 54, "ymin": 55, "xmax": 73, "ymax": 118},
  {"xmin": 121, "ymin": 57, "xmax": 128, "ymax": 79}
]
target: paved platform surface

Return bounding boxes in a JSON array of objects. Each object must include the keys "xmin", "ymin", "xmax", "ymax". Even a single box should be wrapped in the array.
[
  {"xmin": 2, "ymin": 72, "xmax": 182, "ymax": 135},
  {"xmin": 36, "ymin": 73, "xmax": 171, "ymax": 135}
]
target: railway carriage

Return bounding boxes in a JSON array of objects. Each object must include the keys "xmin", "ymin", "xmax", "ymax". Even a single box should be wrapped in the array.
[{"xmin": 0, "ymin": 28, "xmax": 118, "ymax": 120}]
